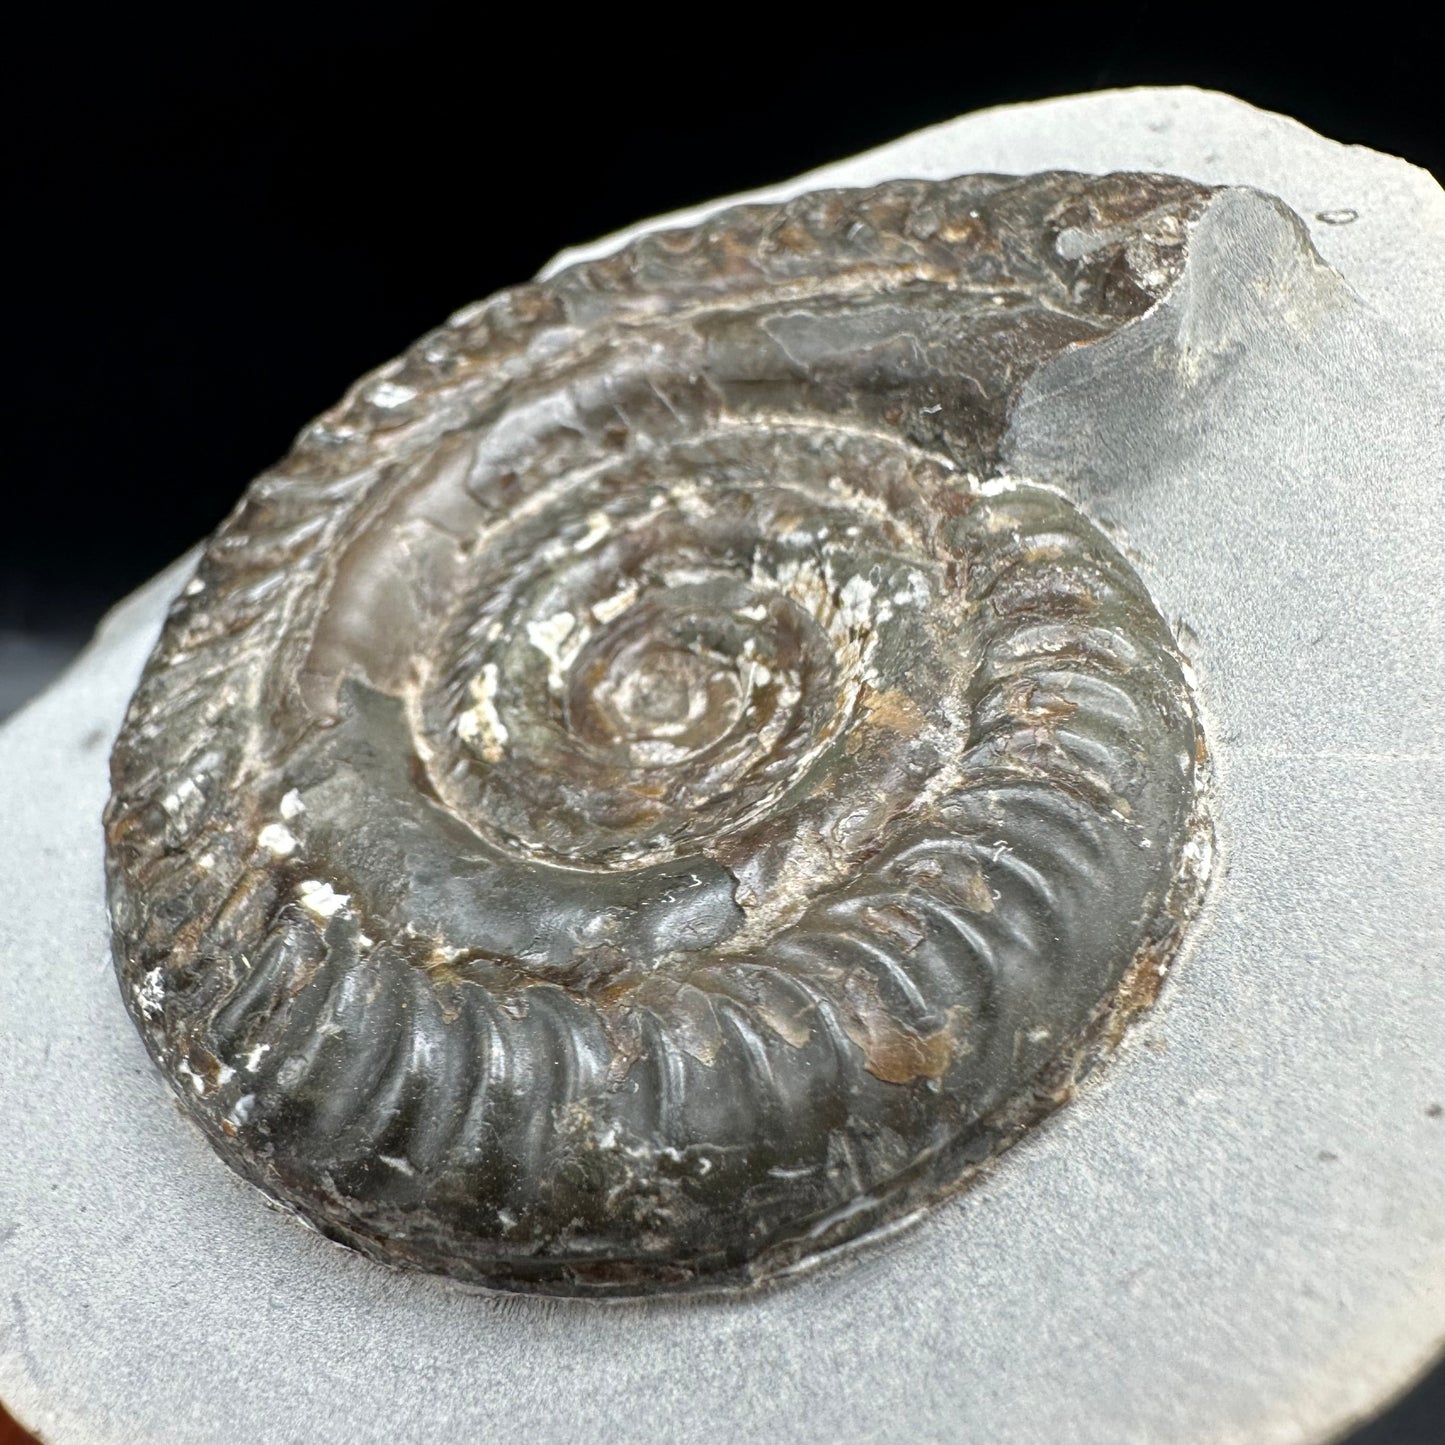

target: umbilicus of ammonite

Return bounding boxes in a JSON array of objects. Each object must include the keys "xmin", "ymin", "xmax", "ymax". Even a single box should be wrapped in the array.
[{"xmin": 105, "ymin": 170, "xmax": 1212, "ymax": 1296}]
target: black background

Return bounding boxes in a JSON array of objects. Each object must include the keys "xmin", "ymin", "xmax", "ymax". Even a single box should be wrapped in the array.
[
  {"xmin": 3, "ymin": 7, "xmax": 1442, "ymax": 1441},
  {"xmin": 4, "ymin": 9, "xmax": 1443, "ymax": 641}
]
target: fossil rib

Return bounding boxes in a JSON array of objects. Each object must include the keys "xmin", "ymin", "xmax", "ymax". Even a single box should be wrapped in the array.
[{"xmin": 106, "ymin": 171, "xmax": 1212, "ymax": 1296}]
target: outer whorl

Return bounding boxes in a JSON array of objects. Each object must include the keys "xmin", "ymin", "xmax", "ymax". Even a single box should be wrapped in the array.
[{"xmin": 106, "ymin": 171, "xmax": 1213, "ymax": 1296}]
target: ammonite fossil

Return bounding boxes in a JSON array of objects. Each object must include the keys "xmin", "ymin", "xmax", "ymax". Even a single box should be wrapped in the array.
[{"xmin": 106, "ymin": 171, "xmax": 1212, "ymax": 1296}]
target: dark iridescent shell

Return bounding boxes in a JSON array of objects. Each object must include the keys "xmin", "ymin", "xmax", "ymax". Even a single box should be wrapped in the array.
[{"xmin": 106, "ymin": 171, "xmax": 1212, "ymax": 1296}]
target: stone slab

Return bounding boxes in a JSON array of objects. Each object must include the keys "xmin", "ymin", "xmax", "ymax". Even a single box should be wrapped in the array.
[{"xmin": 2, "ymin": 88, "xmax": 1443, "ymax": 1445}]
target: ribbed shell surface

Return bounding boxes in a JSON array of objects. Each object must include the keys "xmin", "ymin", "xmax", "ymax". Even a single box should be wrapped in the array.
[{"xmin": 106, "ymin": 171, "xmax": 1213, "ymax": 1295}]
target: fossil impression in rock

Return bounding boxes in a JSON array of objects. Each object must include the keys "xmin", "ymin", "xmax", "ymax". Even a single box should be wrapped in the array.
[{"xmin": 106, "ymin": 171, "xmax": 1212, "ymax": 1296}]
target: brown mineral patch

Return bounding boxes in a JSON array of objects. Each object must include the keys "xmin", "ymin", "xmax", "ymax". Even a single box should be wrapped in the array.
[
  {"xmin": 1004, "ymin": 678, "xmax": 1078, "ymax": 723},
  {"xmin": 653, "ymin": 981, "xmax": 725, "ymax": 1067},
  {"xmin": 905, "ymin": 853, "xmax": 995, "ymax": 913},
  {"xmin": 955, "ymin": 868, "xmax": 996, "ymax": 914},
  {"xmin": 862, "ymin": 686, "xmax": 926, "ymax": 734},
  {"xmin": 752, "ymin": 987, "xmax": 814, "ymax": 1049},
  {"xmin": 839, "ymin": 970, "xmax": 955, "ymax": 1084},
  {"xmin": 861, "ymin": 903, "xmax": 927, "ymax": 953},
  {"xmin": 0, "ymin": 1401, "xmax": 39, "ymax": 1445},
  {"xmin": 845, "ymin": 1011, "xmax": 955, "ymax": 1085}
]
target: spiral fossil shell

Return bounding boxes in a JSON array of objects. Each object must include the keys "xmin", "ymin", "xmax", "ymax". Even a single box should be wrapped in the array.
[{"xmin": 106, "ymin": 171, "xmax": 1212, "ymax": 1296}]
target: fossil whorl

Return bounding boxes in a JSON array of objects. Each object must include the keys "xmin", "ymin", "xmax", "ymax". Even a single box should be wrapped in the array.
[{"xmin": 106, "ymin": 171, "xmax": 1212, "ymax": 1296}]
